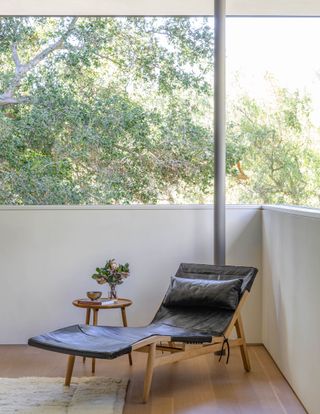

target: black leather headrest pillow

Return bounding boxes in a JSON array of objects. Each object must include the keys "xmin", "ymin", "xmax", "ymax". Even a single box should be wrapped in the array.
[{"xmin": 163, "ymin": 276, "xmax": 243, "ymax": 310}]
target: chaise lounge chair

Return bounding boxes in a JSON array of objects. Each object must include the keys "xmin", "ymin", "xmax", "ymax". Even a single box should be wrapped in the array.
[{"xmin": 28, "ymin": 263, "xmax": 258, "ymax": 402}]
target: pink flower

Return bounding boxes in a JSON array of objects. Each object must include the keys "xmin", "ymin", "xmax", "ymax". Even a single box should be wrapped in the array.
[{"xmin": 110, "ymin": 260, "xmax": 118, "ymax": 271}]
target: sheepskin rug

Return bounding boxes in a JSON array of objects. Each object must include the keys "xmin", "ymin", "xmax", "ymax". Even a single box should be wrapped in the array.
[{"xmin": 0, "ymin": 377, "xmax": 128, "ymax": 413}]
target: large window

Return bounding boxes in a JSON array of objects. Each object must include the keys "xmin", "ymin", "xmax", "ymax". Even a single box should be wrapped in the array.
[
  {"xmin": 226, "ymin": 18, "xmax": 320, "ymax": 207},
  {"xmin": 0, "ymin": 17, "xmax": 214, "ymax": 204},
  {"xmin": 1, "ymin": 16, "xmax": 320, "ymax": 207}
]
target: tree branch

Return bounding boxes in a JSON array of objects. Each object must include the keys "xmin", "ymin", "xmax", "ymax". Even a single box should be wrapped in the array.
[
  {"xmin": 0, "ymin": 17, "xmax": 78, "ymax": 107},
  {"xmin": 0, "ymin": 95, "xmax": 30, "ymax": 107},
  {"xmin": 236, "ymin": 161, "xmax": 249, "ymax": 180},
  {"xmin": 91, "ymin": 51, "xmax": 122, "ymax": 67},
  {"xmin": 11, "ymin": 43, "xmax": 21, "ymax": 68},
  {"xmin": 26, "ymin": 17, "xmax": 78, "ymax": 72}
]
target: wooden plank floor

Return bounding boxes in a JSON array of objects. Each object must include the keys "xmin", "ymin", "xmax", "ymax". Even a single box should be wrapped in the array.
[{"xmin": 0, "ymin": 345, "xmax": 306, "ymax": 414}]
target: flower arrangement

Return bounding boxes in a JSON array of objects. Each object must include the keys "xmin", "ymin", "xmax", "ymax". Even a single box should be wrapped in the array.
[{"xmin": 92, "ymin": 259, "xmax": 130, "ymax": 299}]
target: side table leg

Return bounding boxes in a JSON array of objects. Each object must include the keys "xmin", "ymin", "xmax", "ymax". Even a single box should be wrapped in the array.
[
  {"xmin": 83, "ymin": 308, "xmax": 91, "ymax": 363},
  {"xmin": 92, "ymin": 308, "xmax": 99, "ymax": 374},
  {"xmin": 121, "ymin": 307, "xmax": 133, "ymax": 365}
]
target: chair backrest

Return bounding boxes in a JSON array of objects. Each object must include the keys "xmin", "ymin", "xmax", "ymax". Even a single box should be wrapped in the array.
[
  {"xmin": 175, "ymin": 263, "xmax": 258, "ymax": 295},
  {"xmin": 152, "ymin": 263, "xmax": 258, "ymax": 335},
  {"xmin": 152, "ymin": 263, "xmax": 257, "ymax": 335}
]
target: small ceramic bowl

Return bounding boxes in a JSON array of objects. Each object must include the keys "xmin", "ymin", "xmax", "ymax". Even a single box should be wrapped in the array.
[{"xmin": 86, "ymin": 291, "xmax": 102, "ymax": 301}]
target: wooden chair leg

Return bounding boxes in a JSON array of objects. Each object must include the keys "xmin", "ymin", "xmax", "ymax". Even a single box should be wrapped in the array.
[
  {"xmin": 121, "ymin": 307, "xmax": 133, "ymax": 366},
  {"xmin": 65, "ymin": 355, "xmax": 75, "ymax": 386},
  {"xmin": 235, "ymin": 315, "xmax": 251, "ymax": 372},
  {"xmin": 143, "ymin": 342, "xmax": 156, "ymax": 403}
]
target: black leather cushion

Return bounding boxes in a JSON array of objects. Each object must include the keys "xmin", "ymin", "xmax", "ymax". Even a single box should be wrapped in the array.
[
  {"xmin": 163, "ymin": 276, "xmax": 242, "ymax": 310},
  {"xmin": 175, "ymin": 263, "xmax": 258, "ymax": 294},
  {"xmin": 28, "ymin": 323, "xmax": 213, "ymax": 359}
]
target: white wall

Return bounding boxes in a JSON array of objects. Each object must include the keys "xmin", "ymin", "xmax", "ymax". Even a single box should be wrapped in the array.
[
  {"xmin": 5, "ymin": 204, "xmax": 320, "ymax": 410},
  {"xmin": 262, "ymin": 206, "xmax": 320, "ymax": 414},
  {"xmin": 0, "ymin": 205, "xmax": 262, "ymax": 344}
]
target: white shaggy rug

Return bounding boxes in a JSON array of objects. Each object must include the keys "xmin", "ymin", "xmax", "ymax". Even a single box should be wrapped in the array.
[{"xmin": 0, "ymin": 377, "xmax": 128, "ymax": 413}]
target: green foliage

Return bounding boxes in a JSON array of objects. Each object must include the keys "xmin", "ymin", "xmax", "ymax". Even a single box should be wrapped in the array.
[
  {"xmin": 92, "ymin": 259, "xmax": 130, "ymax": 286},
  {"xmin": 227, "ymin": 86, "xmax": 320, "ymax": 206},
  {"xmin": 0, "ymin": 17, "xmax": 214, "ymax": 204},
  {"xmin": 1, "ymin": 17, "xmax": 320, "ymax": 207}
]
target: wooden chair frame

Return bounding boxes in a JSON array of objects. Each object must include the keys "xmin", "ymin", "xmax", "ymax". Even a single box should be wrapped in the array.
[{"xmin": 64, "ymin": 291, "xmax": 250, "ymax": 402}]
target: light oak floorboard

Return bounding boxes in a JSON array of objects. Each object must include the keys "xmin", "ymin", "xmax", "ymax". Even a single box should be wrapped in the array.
[{"xmin": 0, "ymin": 345, "xmax": 306, "ymax": 414}]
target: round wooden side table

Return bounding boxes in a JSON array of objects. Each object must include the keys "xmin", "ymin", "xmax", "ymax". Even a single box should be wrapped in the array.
[{"xmin": 72, "ymin": 298, "xmax": 133, "ymax": 372}]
